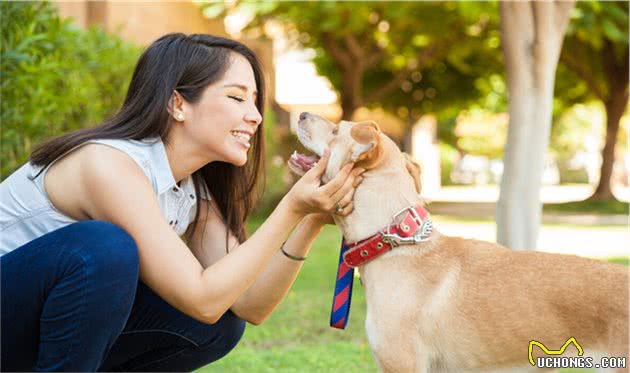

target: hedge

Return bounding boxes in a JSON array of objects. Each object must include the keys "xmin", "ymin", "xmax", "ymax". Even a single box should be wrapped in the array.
[{"xmin": 1, "ymin": 2, "xmax": 140, "ymax": 179}]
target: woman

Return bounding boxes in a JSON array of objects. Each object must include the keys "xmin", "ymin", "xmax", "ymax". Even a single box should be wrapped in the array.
[{"xmin": 0, "ymin": 33, "xmax": 364, "ymax": 371}]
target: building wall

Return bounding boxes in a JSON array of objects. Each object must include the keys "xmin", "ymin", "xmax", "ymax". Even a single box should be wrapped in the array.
[
  {"xmin": 55, "ymin": 1, "xmax": 89, "ymax": 27},
  {"xmin": 54, "ymin": 1, "xmax": 227, "ymax": 45},
  {"xmin": 54, "ymin": 1, "xmax": 278, "ymax": 123}
]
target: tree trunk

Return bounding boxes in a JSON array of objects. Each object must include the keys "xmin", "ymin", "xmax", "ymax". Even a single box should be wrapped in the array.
[
  {"xmin": 497, "ymin": 1, "xmax": 575, "ymax": 250},
  {"xmin": 589, "ymin": 88, "xmax": 628, "ymax": 200},
  {"xmin": 588, "ymin": 40, "xmax": 629, "ymax": 201},
  {"xmin": 402, "ymin": 115, "xmax": 416, "ymax": 154},
  {"xmin": 321, "ymin": 32, "xmax": 364, "ymax": 121},
  {"xmin": 340, "ymin": 66, "xmax": 363, "ymax": 120}
]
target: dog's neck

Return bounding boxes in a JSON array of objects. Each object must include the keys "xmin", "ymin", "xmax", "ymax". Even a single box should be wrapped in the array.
[{"xmin": 333, "ymin": 138, "xmax": 423, "ymax": 243}]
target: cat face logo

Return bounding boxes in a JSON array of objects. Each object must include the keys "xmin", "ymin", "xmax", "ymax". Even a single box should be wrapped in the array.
[{"xmin": 528, "ymin": 337, "xmax": 584, "ymax": 366}]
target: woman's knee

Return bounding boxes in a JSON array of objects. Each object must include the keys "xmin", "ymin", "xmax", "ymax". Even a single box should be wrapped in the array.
[
  {"xmin": 197, "ymin": 310, "xmax": 246, "ymax": 361},
  {"xmin": 64, "ymin": 221, "xmax": 138, "ymax": 272},
  {"xmin": 62, "ymin": 221, "xmax": 139, "ymax": 293},
  {"xmin": 214, "ymin": 310, "xmax": 246, "ymax": 352}
]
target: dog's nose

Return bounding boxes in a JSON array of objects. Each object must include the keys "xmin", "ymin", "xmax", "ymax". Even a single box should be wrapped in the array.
[{"xmin": 299, "ymin": 112, "xmax": 310, "ymax": 121}]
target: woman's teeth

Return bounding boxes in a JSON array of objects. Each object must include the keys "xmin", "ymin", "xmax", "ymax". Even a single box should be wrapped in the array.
[
  {"xmin": 231, "ymin": 131, "xmax": 251, "ymax": 148},
  {"xmin": 231, "ymin": 131, "xmax": 251, "ymax": 141}
]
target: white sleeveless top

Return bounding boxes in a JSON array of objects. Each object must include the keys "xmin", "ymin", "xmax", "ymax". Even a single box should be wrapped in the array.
[{"xmin": 0, "ymin": 137, "xmax": 208, "ymax": 256}]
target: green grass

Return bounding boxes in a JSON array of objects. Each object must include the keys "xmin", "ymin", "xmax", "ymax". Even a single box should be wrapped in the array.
[
  {"xmin": 198, "ymin": 223, "xmax": 377, "ymax": 372},
  {"xmin": 197, "ymin": 218, "xmax": 627, "ymax": 373},
  {"xmin": 608, "ymin": 256, "xmax": 630, "ymax": 266},
  {"xmin": 543, "ymin": 199, "xmax": 629, "ymax": 215}
]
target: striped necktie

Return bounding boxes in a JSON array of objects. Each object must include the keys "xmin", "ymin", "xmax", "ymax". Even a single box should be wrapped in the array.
[{"xmin": 330, "ymin": 239, "xmax": 354, "ymax": 329}]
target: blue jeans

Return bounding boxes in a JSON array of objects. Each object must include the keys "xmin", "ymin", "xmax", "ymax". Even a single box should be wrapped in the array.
[{"xmin": 1, "ymin": 221, "xmax": 245, "ymax": 371}]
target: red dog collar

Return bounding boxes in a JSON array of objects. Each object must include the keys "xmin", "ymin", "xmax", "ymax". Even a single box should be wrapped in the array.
[{"xmin": 342, "ymin": 205, "xmax": 432, "ymax": 268}]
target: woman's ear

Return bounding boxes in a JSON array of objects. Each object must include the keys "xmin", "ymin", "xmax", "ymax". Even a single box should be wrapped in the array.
[
  {"xmin": 168, "ymin": 90, "xmax": 186, "ymax": 121},
  {"xmin": 350, "ymin": 121, "xmax": 383, "ymax": 169}
]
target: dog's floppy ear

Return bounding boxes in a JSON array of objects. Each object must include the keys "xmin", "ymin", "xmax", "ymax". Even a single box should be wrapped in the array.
[
  {"xmin": 350, "ymin": 121, "xmax": 383, "ymax": 169},
  {"xmin": 402, "ymin": 153, "xmax": 422, "ymax": 194}
]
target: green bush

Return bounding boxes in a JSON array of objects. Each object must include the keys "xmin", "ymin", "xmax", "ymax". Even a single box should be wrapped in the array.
[
  {"xmin": 255, "ymin": 109, "xmax": 288, "ymax": 216},
  {"xmin": 254, "ymin": 109, "xmax": 303, "ymax": 218},
  {"xmin": 439, "ymin": 142, "xmax": 459, "ymax": 186},
  {"xmin": 1, "ymin": 2, "xmax": 140, "ymax": 179}
]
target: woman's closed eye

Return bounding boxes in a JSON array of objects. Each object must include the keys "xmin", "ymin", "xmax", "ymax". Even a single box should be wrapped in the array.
[{"xmin": 228, "ymin": 95, "xmax": 245, "ymax": 102}]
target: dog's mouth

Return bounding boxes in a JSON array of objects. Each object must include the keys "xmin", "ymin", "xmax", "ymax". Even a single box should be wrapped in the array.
[{"xmin": 288, "ymin": 151, "xmax": 321, "ymax": 176}]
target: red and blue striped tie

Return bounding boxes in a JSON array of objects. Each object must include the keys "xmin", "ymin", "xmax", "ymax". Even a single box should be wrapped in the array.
[{"xmin": 330, "ymin": 239, "xmax": 354, "ymax": 329}]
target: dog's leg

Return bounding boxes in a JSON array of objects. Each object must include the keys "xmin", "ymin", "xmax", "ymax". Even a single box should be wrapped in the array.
[
  {"xmin": 597, "ymin": 316, "xmax": 629, "ymax": 373},
  {"xmin": 366, "ymin": 312, "xmax": 427, "ymax": 372},
  {"xmin": 595, "ymin": 365, "xmax": 629, "ymax": 373},
  {"xmin": 481, "ymin": 368, "xmax": 557, "ymax": 373},
  {"xmin": 369, "ymin": 343, "xmax": 428, "ymax": 373}
]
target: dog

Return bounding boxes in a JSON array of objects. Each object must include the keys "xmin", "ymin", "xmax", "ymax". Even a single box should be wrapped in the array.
[{"xmin": 288, "ymin": 112, "xmax": 629, "ymax": 373}]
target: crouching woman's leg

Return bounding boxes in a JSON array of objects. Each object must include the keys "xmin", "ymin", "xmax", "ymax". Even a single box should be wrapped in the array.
[
  {"xmin": 1, "ymin": 221, "xmax": 140, "ymax": 371},
  {"xmin": 100, "ymin": 281, "xmax": 246, "ymax": 372}
]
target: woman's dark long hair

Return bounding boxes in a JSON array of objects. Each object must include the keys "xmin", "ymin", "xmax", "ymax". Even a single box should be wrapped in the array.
[{"xmin": 30, "ymin": 33, "xmax": 266, "ymax": 249}]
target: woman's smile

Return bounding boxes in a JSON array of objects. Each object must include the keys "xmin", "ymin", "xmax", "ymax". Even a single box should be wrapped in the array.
[{"xmin": 231, "ymin": 130, "xmax": 252, "ymax": 149}]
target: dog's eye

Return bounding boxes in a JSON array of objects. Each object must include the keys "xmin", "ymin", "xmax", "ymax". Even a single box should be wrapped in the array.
[{"xmin": 332, "ymin": 127, "xmax": 339, "ymax": 135}]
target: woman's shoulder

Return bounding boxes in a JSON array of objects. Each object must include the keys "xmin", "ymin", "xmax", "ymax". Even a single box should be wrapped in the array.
[
  {"xmin": 79, "ymin": 143, "xmax": 153, "ymax": 184},
  {"xmin": 39, "ymin": 142, "xmax": 152, "ymax": 221},
  {"xmin": 48, "ymin": 139, "xmax": 160, "ymax": 198}
]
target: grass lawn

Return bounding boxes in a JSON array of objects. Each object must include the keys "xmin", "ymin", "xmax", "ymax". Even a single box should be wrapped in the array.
[
  {"xmin": 197, "ymin": 217, "xmax": 627, "ymax": 373},
  {"xmin": 543, "ymin": 199, "xmax": 629, "ymax": 215},
  {"xmin": 198, "ymin": 221, "xmax": 376, "ymax": 372}
]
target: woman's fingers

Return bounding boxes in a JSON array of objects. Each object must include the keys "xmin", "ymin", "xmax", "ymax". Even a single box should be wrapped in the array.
[
  {"xmin": 293, "ymin": 159, "xmax": 365, "ymax": 216},
  {"xmin": 304, "ymin": 149, "xmax": 330, "ymax": 181},
  {"xmin": 319, "ymin": 163, "xmax": 354, "ymax": 196},
  {"xmin": 335, "ymin": 201, "xmax": 354, "ymax": 216},
  {"xmin": 334, "ymin": 189, "xmax": 355, "ymax": 211},
  {"xmin": 328, "ymin": 167, "xmax": 364, "ymax": 204}
]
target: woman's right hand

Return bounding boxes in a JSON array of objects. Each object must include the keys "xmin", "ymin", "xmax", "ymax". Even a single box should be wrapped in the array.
[{"xmin": 285, "ymin": 150, "xmax": 365, "ymax": 217}]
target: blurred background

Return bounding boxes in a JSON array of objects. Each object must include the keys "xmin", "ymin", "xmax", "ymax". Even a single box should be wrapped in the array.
[
  {"xmin": 2, "ymin": 2, "xmax": 628, "ymax": 208},
  {"xmin": 1, "ymin": 2, "xmax": 628, "ymax": 371}
]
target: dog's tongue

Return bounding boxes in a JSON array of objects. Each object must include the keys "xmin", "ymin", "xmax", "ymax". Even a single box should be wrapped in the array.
[{"xmin": 288, "ymin": 151, "xmax": 321, "ymax": 174}]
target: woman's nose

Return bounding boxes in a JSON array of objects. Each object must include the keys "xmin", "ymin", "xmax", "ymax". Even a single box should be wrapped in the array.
[{"xmin": 245, "ymin": 107, "xmax": 262, "ymax": 126}]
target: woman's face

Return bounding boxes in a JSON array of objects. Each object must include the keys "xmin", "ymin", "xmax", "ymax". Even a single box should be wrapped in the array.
[{"xmin": 183, "ymin": 53, "xmax": 262, "ymax": 167}]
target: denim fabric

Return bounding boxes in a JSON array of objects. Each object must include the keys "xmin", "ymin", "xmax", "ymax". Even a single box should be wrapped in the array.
[{"xmin": 1, "ymin": 221, "xmax": 245, "ymax": 372}]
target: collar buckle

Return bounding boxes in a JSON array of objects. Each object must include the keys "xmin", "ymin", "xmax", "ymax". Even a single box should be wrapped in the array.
[
  {"xmin": 381, "ymin": 233, "xmax": 417, "ymax": 247},
  {"xmin": 380, "ymin": 206, "xmax": 433, "ymax": 248},
  {"xmin": 390, "ymin": 206, "xmax": 422, "ymax": 226}
]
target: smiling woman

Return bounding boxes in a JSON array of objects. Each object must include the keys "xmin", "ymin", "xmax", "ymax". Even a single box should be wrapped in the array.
[{"xmin": 0, "ymin": 33, "xmax": 365, "ymax": 371}]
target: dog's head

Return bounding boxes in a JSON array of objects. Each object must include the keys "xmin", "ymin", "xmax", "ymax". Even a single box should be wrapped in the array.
[{"xmin": 288, "ymin": 112, "xmax": 385, "ymax": 183}]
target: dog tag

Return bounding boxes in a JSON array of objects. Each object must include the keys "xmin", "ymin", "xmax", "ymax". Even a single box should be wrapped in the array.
[{"xmin": 330, "ymin": 238, "xmax": 354, "ymax": 329}]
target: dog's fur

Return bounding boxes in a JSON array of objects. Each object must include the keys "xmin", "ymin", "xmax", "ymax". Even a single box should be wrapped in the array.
[{"xmin": 294, "ymin": 113, "xmax": 629, "ymax": 373}]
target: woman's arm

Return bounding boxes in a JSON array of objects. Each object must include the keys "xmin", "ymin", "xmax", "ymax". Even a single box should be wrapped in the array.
[
  {"xmin": 78, "ymin": 145, "xmax": 357, "ymax": 324},
  {"xmin": 189, "ymin": 199, "xmax": 330, "ymax": 324},
  {"xmin": 234, "ymin": 214, "xmax": 329, "ymax": 324},
  {"xmin": 232, "ymin": 214, "xmax": 328, "ymax": 324}
]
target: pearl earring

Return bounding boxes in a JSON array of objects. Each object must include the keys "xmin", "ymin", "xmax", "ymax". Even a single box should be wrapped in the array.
[{"xmin": 175, "ymin": 113, "xmax": 184, "ymax": 121}]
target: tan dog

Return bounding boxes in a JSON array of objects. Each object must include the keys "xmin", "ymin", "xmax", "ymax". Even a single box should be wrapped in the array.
[{"xmin": 289, "ymin": 112, "xmax": 629, "ymax": 373}]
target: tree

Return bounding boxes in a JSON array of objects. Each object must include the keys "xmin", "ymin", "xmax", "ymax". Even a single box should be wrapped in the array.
[
  {"xmin": 215, "ymin": 2, "xmax": 500, "ymax": 123},
  {"xmin": 558, "ymin": 1, "xmax": 629, "ymax": 201},
  {"xmin": 497, "ymin": 1, "xmax": 575, "ymax": 250}
]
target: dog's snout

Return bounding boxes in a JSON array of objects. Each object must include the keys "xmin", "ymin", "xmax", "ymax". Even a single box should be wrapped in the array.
[{"xmin": 299, "ymin": 112, "xmax": 310, "ymax": 121}]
